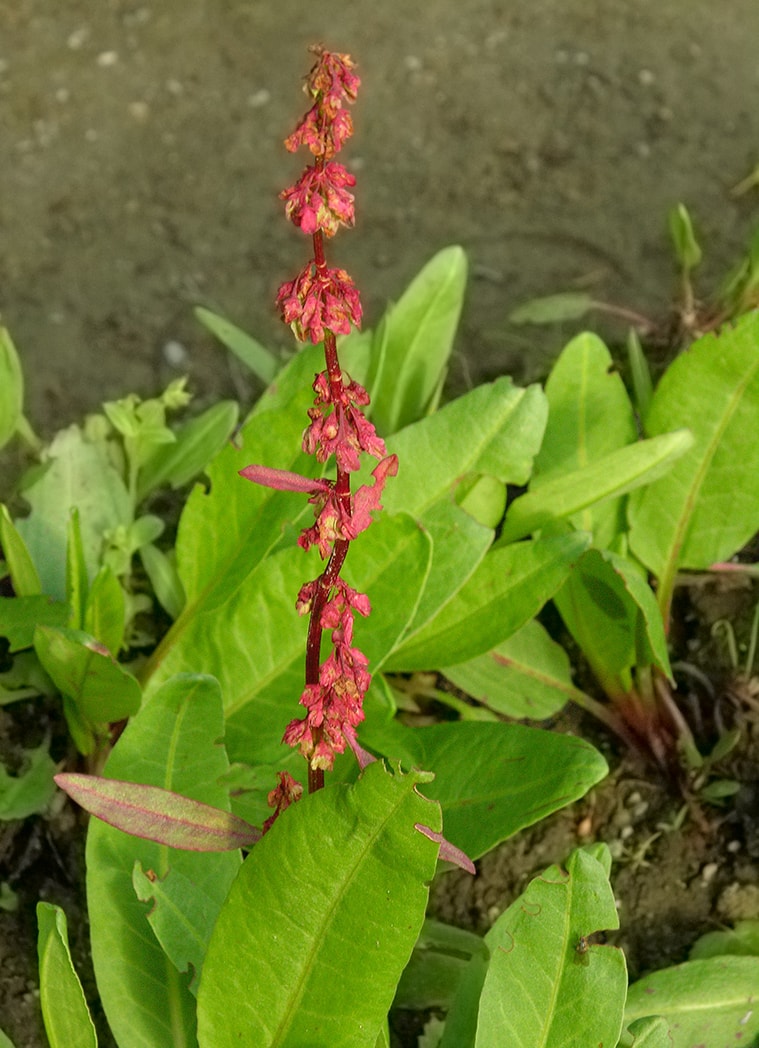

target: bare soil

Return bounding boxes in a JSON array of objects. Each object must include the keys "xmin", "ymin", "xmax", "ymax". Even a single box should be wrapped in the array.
[{"xmin": 2, "ymin": 2, "xmax": 759, "ymax": 1046}]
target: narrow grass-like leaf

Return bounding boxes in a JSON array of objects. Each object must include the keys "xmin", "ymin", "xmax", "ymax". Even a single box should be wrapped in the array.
[
  {"xmin": 0, "ymin": 326, "xmax": 24, "ymax": 451},
  {"xmin": 195, "ymin": 307, "xmax": 279, "ymax": 385},
  {"xmin": 37, "ymin": 902, "xmax": 98, "ymax": 1048},
  {"xmin": 509, "ymin": 292, "xmax": 595, "ymax": 325},
  {"xmin": 140, "ymin": 543, "xmax": 186, "ymax": 620},
  {"xmin": 83, "ymin": 566, "xmax": 126, "ymax": 654},
  {"xmin": 65, "ymin": 508, "xmax": 88, "ymax": 629},
  {"xmin": 499, "ymin": 430, "xmax": 693, "ymax": 545},
  {"xmin": 86, "ymin": 675, "xmax": 240, "ymax": 1048},
  {"xmin": 629, "ymin": 313, "xmax": 759, "ymax": 622},
  {"xmin": 385, "ymin": 533, "xmax": 588, "ymax": 672},
  {"xmin": 367, "ymin": 246, "xmax": 467, "ymax": 435},
  {"xmin": 57, "ymin": 773, "xmax": 259, "ymax": 850},
  {"xmin": 625, "ymin": 956, "xmax": 759, "ymax": 1045},
  {"xmin": 0, "ymin": 504, "xmax": 41, "ymax": 596},
  {"xmin": 196, "ymin": 762, "xmax": 441, "ymax": 1048},
  {"xmin": 360, "ymin": 721, "xmax": 607, "ymax": 859}
]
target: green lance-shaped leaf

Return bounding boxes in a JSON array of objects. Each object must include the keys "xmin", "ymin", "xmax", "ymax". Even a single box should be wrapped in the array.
[
  {"xmin": 34, "ymin": 625, "xmax": 142, "ymax": 727},
  {"xmin": 36, "ymin": 902, "xmax": 98, "ymax": 1048},
  {"xmin": 442, "ymin": 845, "xmax": 626, "ymax": 1047},
  {"xmin": 0, "ymin": 325, "xmax": 24, "ymax": 452},
  {"xmin": 83, "ymin": 565, "xmax": 126, "ymax": 655},
  {"xmin": 498, "ymin": 430, "xmax": 693, "ymax": 546},
  {"xmin": 629, "ymin": 312, "xmax": 759, "ymax": 622},
  {"xmin": 367, "ymin": 245, "xmax": 467, "ymax": 435},
  {"xmin": 196, "ymin": 761, "xmax": 441, "ymax": 1048},
  {"xmin": 385, "ymin": 532, "xmax": 589, "ymax": 672},
  {"xmin": 442, "ymin": 619, "xmax": 573, "ymax": 721},
  {"xmin": 195, "ymin": 307, "xmax": 280, "ymax": 385},
  {"xmin": 86, "ymin": 674, "xmax": 241, "ymax": 1047},
  {"xmin": 533, "ymin": 331, "xmax": 637, "ymax": 547},
  {"xmin": 0, "ymin": 1027, "xmax": 17, "ymax": 1048},
  {"xmin": 65, "ymin": 507, "xmax": 89, "ymax": 630},
  {"xmin": 669, "ymin": 202, "xmax": 702, "ymax": 272},
  {"xmin": 508, "ymin": 291, "xmax": 596, "ymax": 326},
  {"xmin": 56, "ymin": 773, "xmax": 260, "ymax": 850},
  {"xmin": 140, "ymin": 543, "xmax": 186, "ymax": 620},
  {"xmin": 625, "ymin": 956, "xmax": 759, "ymax": 1045},
  {"xmin": 359, "ymin": 720, "xmax": 608, "ymax": 861},
  {"xmin": 0, "ymin": 504, "xmax": 41, "ymax": 597}
]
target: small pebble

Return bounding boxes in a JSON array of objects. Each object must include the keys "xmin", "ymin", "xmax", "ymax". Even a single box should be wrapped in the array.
[
  {"xmin": 727, "ymin": 840, "xmax": 741, "ymax": 854},
  {"xmin": 701, "ymin": 862, "xmax": 719, "ymax": 884},
  {"xmin": 128, "ymin": 101, "xmax": 149, "ymax": 122},
  {"xmin": 163, "ymin": 340, "xmax": 188, "ymax": 368},
  {"xmin": 67, "ymin": 26, "xmax": 90, "ymax": 50},
  {"xmin": 638, "ymin": 68, "xmax": 655, "ymax": 86},
  {"xmin": 620, "ymin": 825, "xmax": 634, "ymax": 841},
  {"xmin": 96, "ymin": 50, "xmax": 119, "ymax": 68},
  {"xmin": 247, "ymin": 89, "xmax": 270, "ymax": 108}
]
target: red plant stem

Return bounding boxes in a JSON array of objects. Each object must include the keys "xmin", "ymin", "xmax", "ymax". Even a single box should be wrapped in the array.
[{"xmin": 306, "ymin": 220, "xmax": 353, "ymax": 794}]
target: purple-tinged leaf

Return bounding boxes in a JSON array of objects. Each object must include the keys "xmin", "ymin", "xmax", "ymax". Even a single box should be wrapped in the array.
[{"xmin": 56, "ymin": 772, "xmax": 260, "ymax": 851}]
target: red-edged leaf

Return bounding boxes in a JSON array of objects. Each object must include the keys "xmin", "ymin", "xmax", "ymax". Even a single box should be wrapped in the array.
[{"xmin": 56, "ymin": 772, "xmax": 260, "ymax": 851}]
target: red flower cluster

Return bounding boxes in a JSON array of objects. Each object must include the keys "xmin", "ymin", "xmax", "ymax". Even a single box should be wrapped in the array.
[
  {"xmin": 242, "ymin": 49, "xmax": 392, "ymax": 782},
  {"xmin": 283, "ymin": 579, "xmax": 370, "ymax": 770},
  {"xmin": 304, "ymin": 370, "xmax": 386, "ymax": 472},
  {"xmin": 280, "ymin": 161, "xmax": 355, "ymax": 237},
  {"xmin": 277, "ymin": 48, "xmax": 362, "ymax": 344},
  {"xmin": 276, "ymin": 263, "xmax": 361, "ymax": 344}
]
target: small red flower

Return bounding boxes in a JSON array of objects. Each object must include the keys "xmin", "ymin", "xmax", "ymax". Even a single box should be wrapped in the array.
[{"xmin": 262, "ymin": 771, "xmax": 303, "ymax": 834}]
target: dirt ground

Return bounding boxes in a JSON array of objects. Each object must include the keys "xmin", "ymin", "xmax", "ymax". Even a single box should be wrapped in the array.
[
  {"xmin": 2, "ymin": 1, "xmax": 759, "ymax": 430},
  {"xmin": 2, "ymin": 2, "xmax": 759, "ymax": 1046}
]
